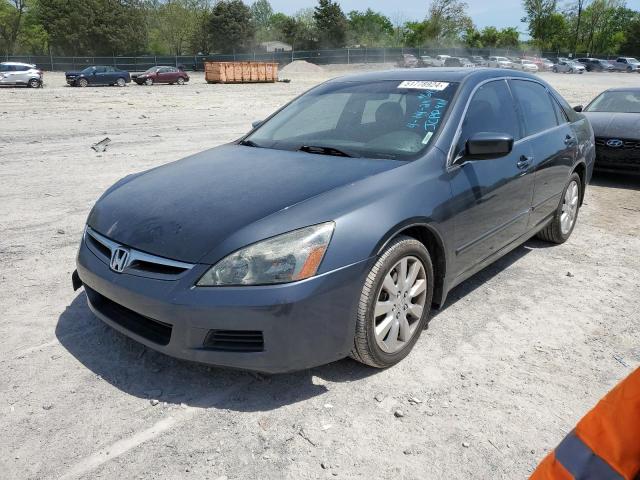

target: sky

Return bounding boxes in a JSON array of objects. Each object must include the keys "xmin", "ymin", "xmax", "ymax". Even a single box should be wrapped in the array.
[{"xmin": 262, "ymin": 0, "xmax": 640, "ymax": 34}]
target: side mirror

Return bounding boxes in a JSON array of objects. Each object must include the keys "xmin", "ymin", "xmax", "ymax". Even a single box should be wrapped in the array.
[
  {"xmin": 573, "ymin": 105, "xmax": 583, "ymax": 112},
  {"xmin": 251, "ymin": 120, "xmax": 263, "ymax": 129},
  {"xmin": 465, "ymin": 132, "xmax": 514, "ymax": 158}
]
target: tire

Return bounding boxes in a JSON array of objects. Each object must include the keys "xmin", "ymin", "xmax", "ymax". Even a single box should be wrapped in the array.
[
  {"xmin": 627, "ymin": 66, "xmax": 632, "ymax": 72},
  {"xmin": 351, "ymin": 236, "xmax": 434, "ymax": 368},
  {"xmin": 27, "ymin": 78, "xmax": 40, "ymax": 88},
  {"xmin": 553, "ymin": 67, "xmax": 558, "ymax": 73},
  {"xmin": 145, "ymin": 78, "xmax": 153, "ymax": 86},
  {"xmin": 177, "ymin": 77, "xmax": 185, "ymax": 85},
  {"xmin": 537, "ymin": 173, "xmax": 582, "ymax": 244},
  {"xmin": 116, "ymin": 77, "xmax": 126, "ymax": 87},
  {"xmin": 77, "ymin": 78, "xmax": 88, "ymax": 88}
]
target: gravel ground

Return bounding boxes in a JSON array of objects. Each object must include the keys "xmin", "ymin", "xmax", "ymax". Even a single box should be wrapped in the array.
[{"xmin": 1, "ymin": 66, "xmax": 639, "ymax": 480}]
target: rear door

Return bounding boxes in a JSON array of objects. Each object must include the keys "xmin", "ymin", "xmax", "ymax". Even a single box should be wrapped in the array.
[
  {"xmin": 450, "ymin": 79, "xmax": 535, "ymax": 276},
  {"xmin": 509, "ymin": 79, "xmax": 575, "ymax": 229},
  {"xmin": 13, "ymin": 64, "xmax": 30, "ymax": 83}
]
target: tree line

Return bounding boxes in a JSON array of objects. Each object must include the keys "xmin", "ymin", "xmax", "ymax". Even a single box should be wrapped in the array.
[{"xmin": 0, "ymin": 0, "xmax": 638, "ymax": 57}]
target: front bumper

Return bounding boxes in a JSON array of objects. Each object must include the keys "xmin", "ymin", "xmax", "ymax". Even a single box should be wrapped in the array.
[{"xmin": 75, "ymin": 237, "xmax": 372, "ymax": 373}]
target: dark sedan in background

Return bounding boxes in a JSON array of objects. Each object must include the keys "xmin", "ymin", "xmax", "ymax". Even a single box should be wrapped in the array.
[
  {"xmin": 579, "ymin": 88, "xmax": 640, "ymax": 174},
  {"xmin": 133, "ymin": 66, "xmax": 189, "ymax": 86},
  {"xmin": 66, "ymin": 66, "xmax": 131, "ymax": 87},
  {"xmin": 73, "ymin": 69, "xmax": 594, "ymax": 373},
  {"xmin": 576, "ymin": 58, "xmax": 614, "ymax": 72}
]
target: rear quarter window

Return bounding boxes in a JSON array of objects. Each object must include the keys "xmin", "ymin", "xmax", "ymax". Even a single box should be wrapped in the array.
[{"xmin": 510, "ymin": 80, "xmax": 559, "ymax": 136}]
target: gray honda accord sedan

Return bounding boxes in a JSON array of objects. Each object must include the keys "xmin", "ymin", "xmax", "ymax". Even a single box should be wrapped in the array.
[{"xmin": 73, "ymin": 69, "xmax": 595, "ymax": 373}]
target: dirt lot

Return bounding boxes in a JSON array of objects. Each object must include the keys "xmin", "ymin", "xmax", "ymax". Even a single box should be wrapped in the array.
[{"xmin": 1, "ymin": 65, "xmax": 639, "ymax": 480}]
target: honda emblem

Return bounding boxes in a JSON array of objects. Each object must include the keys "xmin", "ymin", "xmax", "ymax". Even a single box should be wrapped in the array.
[{"xmin": 110, "ymin": 247, "xmax": 130, "ymax": 273}]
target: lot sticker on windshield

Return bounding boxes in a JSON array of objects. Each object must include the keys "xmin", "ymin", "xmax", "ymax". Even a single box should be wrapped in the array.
[
  {"xmin": 422, "ymin": 132, "xmax": 434, "ymax": 144},
  {"xmin": 406, "ymin": 91, "xmax": 449, "ymax": 135},
  {"xmin": 398, "ymin": 81, "xmax": 449, "ymax": 91}
]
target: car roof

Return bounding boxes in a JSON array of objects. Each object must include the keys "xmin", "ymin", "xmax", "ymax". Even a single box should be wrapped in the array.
[
  {"xmin": 602, "ymin": 87, "xmax": 640, "ymax": 93},
  {"xmin": 325, "ymin": 68, "xmax": 538, "ymax": 85},
  {"xmin": 0, "ymin": 61, "xmax": 35, "ymax": 67}
]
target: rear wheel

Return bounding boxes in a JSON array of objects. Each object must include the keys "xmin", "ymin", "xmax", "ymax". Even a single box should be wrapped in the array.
[
  {"xmin": 537, "ymin": 173, "xmax": 581, "ymax": 244},
  {"xmin": 116, "ymin": 77, "xmax": 126, "ymax": 87},
  {"xmin": 77, "ymin": 78, "xmax": 88, "ymax": 87},
  {"xmin": 145, "ymin": 78, "xmax": 153, "ymax": 86},
  {"xmin": 27, "ymin": 78, "xmax": 40, "ymax": 88},
  {"xmin": 351, "ymin": 236, "xmax": 434, "ymax": 368}
]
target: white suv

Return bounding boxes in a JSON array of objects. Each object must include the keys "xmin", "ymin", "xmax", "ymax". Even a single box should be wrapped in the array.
[
  {"xmin": 432, "ymin": 55, "xmax": 451, "ymax": 67},
  {"xmin": 0, "ymin": 62, "xmax": 43, "ymax": 87},
  {"xmin": 488, "ymin": 56, "xmax": 513, "ymax": 69}
]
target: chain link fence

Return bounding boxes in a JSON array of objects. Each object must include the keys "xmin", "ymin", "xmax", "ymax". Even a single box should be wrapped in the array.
[{"xmin": 2, "ymin": 47, "xmax": 632, "ymax": 71}]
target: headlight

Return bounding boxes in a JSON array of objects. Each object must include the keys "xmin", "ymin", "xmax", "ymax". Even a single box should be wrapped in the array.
[{"xmin": 197, "ymin": 222, "xmax": 334, "ymax": 286}]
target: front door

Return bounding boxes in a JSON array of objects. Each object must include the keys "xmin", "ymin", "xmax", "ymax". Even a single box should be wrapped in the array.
[{"xmin": 450, "ymin": 79, "xmax": 535, "ymax": 277}]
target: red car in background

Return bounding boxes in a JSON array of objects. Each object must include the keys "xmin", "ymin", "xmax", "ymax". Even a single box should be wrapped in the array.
[{"xmin": 133, "ymin": 66, "xmax": 189, "ymax": 86}]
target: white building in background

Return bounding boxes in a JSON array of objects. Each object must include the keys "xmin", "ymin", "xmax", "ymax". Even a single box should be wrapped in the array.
[{"xmin": 259, "ymin": 41, "xmax": 293, "ymax": 53}]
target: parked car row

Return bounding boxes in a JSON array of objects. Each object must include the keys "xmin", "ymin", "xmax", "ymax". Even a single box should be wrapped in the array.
[
  {"xmin": 395, "ymin": 54, "xmax": 640, "ymax": 75},
  {"xmin": 0, "ymin": 62, "xmax": 190, "ymax": 88},
  {"xmin": 65, "ymin": 65, "xmax": 189, "ymax": 87}
]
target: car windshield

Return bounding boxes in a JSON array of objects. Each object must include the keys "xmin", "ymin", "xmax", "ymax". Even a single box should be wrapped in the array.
[
  {"xmin": 585, "ymin": 91, "xmax": 640, "ymax": 113},
  {"xmin": 244, "ymin": 80, "xmax": 459, "ymax": 160},
  {"xmin": 144, "ymin": 67, "xmax": 159, "ymax": 74},
  {"xmin": 80, "ymin": 66, "xmax": 95, "ymax": 74},
  {"xmin": 628, "ymin": 58, "xmax": 640, "ymax": 64}
]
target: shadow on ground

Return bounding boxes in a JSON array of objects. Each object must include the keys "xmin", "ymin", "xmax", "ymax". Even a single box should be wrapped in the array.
[
  {"xmin": 590, "ymin": 171, "xmax": 640, "ymax": 191},
  {"xmin": 56, "ymin": 294, "xmax": 377, "ymax": 412}
]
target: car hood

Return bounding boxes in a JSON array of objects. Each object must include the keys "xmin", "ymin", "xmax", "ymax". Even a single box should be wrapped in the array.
[
  {"xmin": 583, "ymin": 112, "xmax": 640, "ymax": 138},
  {"xmin": 88, "ymin": 144, "xmax": 401, "ymax": 263},
  {"xmin": 65, "ymin": 71, "xmax": 82, "ymax": 76}
]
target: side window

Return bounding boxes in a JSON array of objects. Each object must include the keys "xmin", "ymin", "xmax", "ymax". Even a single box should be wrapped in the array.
[
  {"xmin": 105, "ymin": 66, "xmax": 115, "ymax": 72},
  {"xmin": 510, "ymin": 80, "xmax": 559, "ymax": 136},
  {"xmin": 456, "ymin": 80, "xmax": 520, "ymax": 155},
  {"xmin": 549, "ymin": 94, "xmax": 568, "ymax": 124},
  {"xmin": 94, "ymin": 66, "xmax": 105, "ymax": 73}
]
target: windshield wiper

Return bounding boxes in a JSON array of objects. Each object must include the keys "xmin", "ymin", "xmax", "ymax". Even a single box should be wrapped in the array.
[
  {"xmin": 239, "ymin": 139, "xmax": 261, "ymax": 148},
  {"xmin": 298, "ymin": 145, "xmax": 357, "ymax": 157}
]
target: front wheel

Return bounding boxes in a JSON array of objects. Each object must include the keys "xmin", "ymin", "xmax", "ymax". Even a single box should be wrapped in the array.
[
  {"xmin": 177, "ymin": 77, "xmax": 185, "ymax": 85},
  {"xmin": 351, "ymin": 236, "xmax": 434, "ymax": 368},
  {"xmin": 77, "ymin": 78, "xmax": 88, "ymax": 87},
  {"xmin": 537, "ymin": 173, "xmax": 581, "ymax": 244},
  {"xmin": 27, "ymin": 78, "xmax": 40, "ymax": 88},
  {"xmin": 553, "ymin": 67, "xmax": 558, "ymax": 73}
]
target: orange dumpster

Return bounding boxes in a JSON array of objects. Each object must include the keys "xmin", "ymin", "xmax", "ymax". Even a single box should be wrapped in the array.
[{"xmin": 204, "ymin": 61, "xmax": 278, "ymax": 84}]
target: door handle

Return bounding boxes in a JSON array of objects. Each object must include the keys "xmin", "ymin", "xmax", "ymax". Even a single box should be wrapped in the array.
[
  {"xmin": 517, "ymin": 155, "xmax": 533, "ymax": 170},
  {"xmin": 564, "ymin": 134, "xmax": 577, "ymax": 146}
]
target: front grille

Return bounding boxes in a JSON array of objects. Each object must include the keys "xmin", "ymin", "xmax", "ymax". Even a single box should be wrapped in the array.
[
  {"xmin": 595, "ymin": 137, "xmax": 640, "ymax": 149},
  {"xmin": 84, "ymin": 226, "xmax": 194, "ymax": 279},
  {"xmin": 85, "ymin": 286, "xmax": 172, "ymax": 346},
  {"xmin": 203, "ymin": 330, "xmax": 264, "ymax": 352}
]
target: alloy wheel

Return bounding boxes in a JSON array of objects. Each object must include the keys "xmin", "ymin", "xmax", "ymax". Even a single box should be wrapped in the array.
[
  {"xmin": 373, "ymin": 256, "xmax": 427, "ymax": 354},
  {"xmin": 116, "ymin": 78, "xmax": 126, "ymax": 87},
  {"xmin": 560, "ymin": 180, "xmax": 579, "ymax": 235}
]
